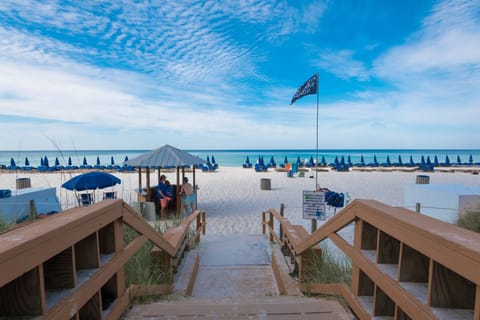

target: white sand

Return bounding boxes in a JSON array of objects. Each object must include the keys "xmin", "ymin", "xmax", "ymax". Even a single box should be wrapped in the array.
[{"xmin": 2, "ymin": 167, "xmax": 479, "ymax": 234}]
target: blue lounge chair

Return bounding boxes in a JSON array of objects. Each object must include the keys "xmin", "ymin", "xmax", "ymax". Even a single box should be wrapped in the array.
[
  {"xmin": 79, "ymin": 193, "xmax": 94, "ymax": 206},
  {"xmin": 103, "ymin": 191, "xmax": 117, "ymax": 200}
]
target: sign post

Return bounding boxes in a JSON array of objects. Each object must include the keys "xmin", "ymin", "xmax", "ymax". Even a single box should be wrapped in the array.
[{"xmin": 303, "ymin": 191, "xmax": 326, "ymax": 232}]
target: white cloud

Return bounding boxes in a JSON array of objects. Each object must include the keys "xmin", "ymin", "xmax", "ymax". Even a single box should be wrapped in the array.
[{"xmin": 315, "ymin": 50, "xmax": 370, "ymax": 81}]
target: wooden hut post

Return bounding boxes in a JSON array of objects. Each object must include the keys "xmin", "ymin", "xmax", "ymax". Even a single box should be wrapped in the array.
[
  {"xmin": 138, "ymin": 167, "xmax": 142, "ymax": 196},
  {"xmin": 193, "ymin": 167, "xmax": 197, "ymax": 209},
  {"xmin": 176, "ymin": 168, "xmax": 181, "ymax": 216},
  {"xmin": 146, "ymin": 167, "xmax": 151, "ymax": 201}
]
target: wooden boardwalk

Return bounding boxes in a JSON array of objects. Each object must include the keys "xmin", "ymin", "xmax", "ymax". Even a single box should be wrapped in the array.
[{"xmin": 124, "ymin": 234, "xmax": 354, "ymax": 319}]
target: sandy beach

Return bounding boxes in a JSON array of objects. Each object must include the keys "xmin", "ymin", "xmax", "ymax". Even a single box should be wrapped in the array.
[{"xmin": 2, "ymin": 167, "xmax": 479, "ymax": 234}]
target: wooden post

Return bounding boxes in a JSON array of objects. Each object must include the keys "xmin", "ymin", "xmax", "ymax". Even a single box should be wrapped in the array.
[
  {"xmin": 193, "ymin": 167, "xmax": 197, "ymax": 209},
  {"xmin": 196, "ymin": 213, "xmax": 201, "ymax": 244},
  {"xmin": 279, "ymin": 203, "xmax": 285, "ymax": 241},
  {"xmin": 201, "ymin": 211, "xmax": 206, "ymax": 235},
  {"xmin": 146, "ymin": 167, "xmax": 151, "ymax": 201},
  {"xmin": 29, "ymin": 200, "xmax": 37, "ymax": 220},
  {"xmin": 311, "ymin": 218, "xmax": 317, "ymax": 233},
  {"xmin": 262, "ymin": 211, "xmax": 266, "ymax": 234},
  {"xmin": 269, "ymin": 211, "xmax": 274, "ymax": 243},
  {"xmin": 138, "ymin": 167, "xmax": 142, "ymax": 194},
  {"xmin": 416, "ymin": 203, "xmax": 421, "ymax": 213},
  {"xmin": 176, "ymin": 168, "xmax": 181, "ymax": 216}
]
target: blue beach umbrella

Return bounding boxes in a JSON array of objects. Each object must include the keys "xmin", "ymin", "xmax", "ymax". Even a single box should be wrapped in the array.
[
  {"xmin": 44, "ymin": 156, "xmax": 49, "ymax": 167},
  {"xmin": 456, "ymin": 155, "xmax": 462, "ymax": 165},
  {"xmin": 62, "ymin": 172, "xmax": 121, "ymax": 191},
  {"xmin": 68, "ymin": 157, "xmax": 72, "ymax": 166},
  {"xmin": 321, "ymin": 156, "xmax": 326, "ymax": 166},
  {"xmin": 426, "ymin": 156, "xmax": 432, "ymax": 165},
  {"xmin": 347, "ymin": 155, "xmax": 352, "ymax": 165},
  {"xmin": 55, "ymin": 157, "xmax": 60, "ymax": 166},
  {"xmin": 83, "ymin": 156, "xmax": 88, "ymax": 166},
  {"xmin": 445, "ymin": 155, "xmax": 451, "ymax": 166},
  {"xmin": 111, "ymin": 156, "xmax": 115, "ymax": 165},
  {"xmin": 124, "ymin": 155, "xmax": 129, "ymax": 162},
  {"xmin": 96, "ymin": 156, "xmax": 101, "ymax": 165},
  {"xmin": 469, "ymin": 154, "xmax": 473, "ymax": 165},
  {"xmin": 212, "ymin": 155, "xmax": 216, "ymax": 164},
  {"xmin": 409, "ymin": 155, "xmax": 415, "ymax": 166},
  {"xmin": 397, "ymin": 155, "xmax": 403, "ymax": 166},
  {"xmin": 284, "ymin": 156, "xmax": 288, "ymax": 164},
  {"xmin": 40, "ymin": 157, "xmax": 44, "ymax": 167},
  {"xmin": 10, "ymin": 158, "xmax": 16, "ymax": 167},
  {"xmin": 24, "ymin": 157, "xmax": 30, "ymax": 166},
  {"xmin": 206, "ymin": 155, "xmax": 210, "ymax": 164},
  {"xmin": 434, "ymin": 156, "xmax": 439, "ymax": 166},
  {"xmin": 421, "ymin": 155, "xmax": 425, "ymax": 164},
  {"xmin": 245, "ymin": 156, "xmax": 250, "ymax": 164}
]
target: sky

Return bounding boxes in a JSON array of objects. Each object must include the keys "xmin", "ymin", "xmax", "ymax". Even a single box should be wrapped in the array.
[{"xmin": 0, "ymin": 0, "xmax": 479, "ymax": 151}]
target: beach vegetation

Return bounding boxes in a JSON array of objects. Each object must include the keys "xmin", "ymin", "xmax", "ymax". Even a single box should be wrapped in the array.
[
  {"xmin": 302, "ymin": 242, "xmax": 352, "ymax": 296},
  {"xmin": 457, "ymin": 210, "xmax": 480, "ymax": 233},
  {"xmin": 123, "ymin": 215, "xmax": 195, "ymax": 303},
  {"xmin": 0, "ymin": 217, "xmax": 15, "ymax": 234}
]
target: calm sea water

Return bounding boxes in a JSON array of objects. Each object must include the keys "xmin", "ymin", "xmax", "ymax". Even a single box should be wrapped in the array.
[{"xmin": 1, "ymin": 149, "xmax": 480, "ymax": 167}]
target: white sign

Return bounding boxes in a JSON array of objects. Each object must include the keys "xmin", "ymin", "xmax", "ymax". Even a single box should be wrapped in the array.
[{"xmin": 303, "ymin": 191, "xmax": 326, "ymax": 220}]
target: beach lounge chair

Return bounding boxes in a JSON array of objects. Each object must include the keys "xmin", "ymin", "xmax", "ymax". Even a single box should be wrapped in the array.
[
  {"xmin": 103, "ymin": 191, "xmax": 117, "ymax": 200},
  {"xmin": 78, "ymin": 193, "xmax": 94, "ymax": 206}
]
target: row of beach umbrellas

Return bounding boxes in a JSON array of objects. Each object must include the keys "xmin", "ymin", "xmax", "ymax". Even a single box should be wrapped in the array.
[
  {"xmin": 243, "ymin": 154, "xmax": 480, "ymax": 168},
  {"xmin": 5, "ymin": 155, "xmax": 131, "ymax": 171}
]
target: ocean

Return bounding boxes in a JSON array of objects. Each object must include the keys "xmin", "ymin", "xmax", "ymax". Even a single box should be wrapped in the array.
[{"xmin": 1, "ymin": 149, "xmax": 480, "ymax": 168}]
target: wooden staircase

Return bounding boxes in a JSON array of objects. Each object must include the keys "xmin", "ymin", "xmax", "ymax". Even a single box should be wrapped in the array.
[{"xmin": 123, "ymin": 234, "xmax": 354, "ymax": 319}]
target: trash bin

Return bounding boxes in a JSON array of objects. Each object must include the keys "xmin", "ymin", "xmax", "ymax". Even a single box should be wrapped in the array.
[
  {"xmin": 416, "ymin": 175, "xmax": 430, "ymax": 184},
  {"xmin": 260, "ymin": 178, "xmax": 271, "ymax": 190},
  {"xmin": 16, "ymin": 178, "xmax": 31, "ymax": 189}
]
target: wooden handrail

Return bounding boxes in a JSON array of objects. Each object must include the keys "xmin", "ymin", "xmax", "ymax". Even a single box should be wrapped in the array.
[
  {"xmin": 263, "ymin": 199, "xmax": 480, "ymax": 319},
  {"xmin": 0, "ymin": 199, "xmax": 206, "ymax": 319}
]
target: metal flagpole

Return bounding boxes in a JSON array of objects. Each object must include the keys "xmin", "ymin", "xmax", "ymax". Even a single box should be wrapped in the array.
[
  {"xmin": 312, "ymin": 72, "xmax": 319, "ymax": 233},
  {"xmin": 315, "ymin": 72, "xmax": 319, "ymax": 191}
]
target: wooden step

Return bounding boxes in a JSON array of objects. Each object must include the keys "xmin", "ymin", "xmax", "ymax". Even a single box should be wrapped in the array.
[{"xmin": 124, "ymin": 296, "xmax": 354, "ymax": 319}]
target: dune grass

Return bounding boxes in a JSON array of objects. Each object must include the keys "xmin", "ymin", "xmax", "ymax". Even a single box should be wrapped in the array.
[
  {"xmin": 123, "ymin": 215, "xmax": 195, "ymax": 303},
  {"xmin": 457, "ymin": 210, "xmax": 480, "ymax": 233}
]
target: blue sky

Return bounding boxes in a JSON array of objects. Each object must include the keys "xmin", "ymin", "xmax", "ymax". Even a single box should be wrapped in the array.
[{"xmin": 0, "ymin": 0, "xmax": 479, "ymax": 150}]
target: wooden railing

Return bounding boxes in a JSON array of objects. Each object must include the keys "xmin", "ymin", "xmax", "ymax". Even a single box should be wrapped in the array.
[
  {"xmin": 0, "ymin": 199, "xmax": 206, "ymax": 320},
  {"xmin": 262, "ymin": 199, "xmax": 480, "ymax": 319}
]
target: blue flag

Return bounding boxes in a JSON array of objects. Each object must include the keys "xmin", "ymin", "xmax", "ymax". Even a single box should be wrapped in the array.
[{"xmin": 290, "ymin": 73, "xmax": 318, "ymax": 105}]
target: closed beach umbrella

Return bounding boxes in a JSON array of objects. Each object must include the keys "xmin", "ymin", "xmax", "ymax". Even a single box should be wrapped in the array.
[
  {"xmin": 62, "ymin": 172, "xmax": 121, "ymax": 191},
  {"xmin": 426, "ymin": 156, "xmax": 431, "ymax": 165},
  {"xmin": 409, "ymin": 155, "xmax": 415, "ymax": 166},
  {"xmin": 445, "ymin": 155, "xmax": 451, "ymax": 166},
  {"xmin": 456, "ymin": 155, "xmax": 462, "ymax": 165},
  {"xmin": 347, "ymin": 155, "xmax": 352, "ymax": 165},
  {"xmin": 68, "ymin": 156, "xmax": 72, "ymax": 166},
  {"xmin": 83, "ymin": 156, "xmax": 88, "ymax": 166},
  {"xmin": 212, "ymin": 155, "xmax": 216, "ymax": 164},
  {"xmin": 124, "ymin": 155, "xmax": 129, "ymax": 162},
  {"xmin": 245, "ymin": 156, "xmax": 250, "ymax": 164},
  {"xmin": 96, "ymin": 156, "xmax": 101, "ymax": 165},
  {"xmin": 321, "ymin": 156, "xmax": 326, "ymax": 165},
  {"xmin": 40, "ymin": 157, "xmax": 44, "ymax": 167},
  {"xmin": 397, "ymin": 155, "xmax": 403, "ymax": 165},
  {"xmin": 44, "ymin": 156, "xmax": 49, "ymax": 167},
  {"xmin": 111, "ymin": 156, "xmax": 115, "ymax": 165},
  {"xmin": 207, "ymin": 155, "xmax": 210, "ymax": 164},
  {"xmin": 10, "ymin": 158, "xmax": 16, "ymax": 167},
  {"xmin": 469, "ymin": 154, "xmax": 473, "ymax": 164},
  {"xmin": 284, "ymin": 156, "xmax": 288, "ymax": 164},
  {"xmin": 55, "ymin": 157, "xmax": 60, "ymax": 166},
  {"xmin": 25, "ymin": 157, "xmax": 30, "ymax": 166},
  {"xmin": 434, "ymin": 156, "xmax": 439, "ymax": 166}
]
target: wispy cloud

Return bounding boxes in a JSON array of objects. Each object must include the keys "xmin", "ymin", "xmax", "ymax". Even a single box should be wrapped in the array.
[{"xmin": 315, "ymin": 49, "xmax": 370, "ymax": 81}]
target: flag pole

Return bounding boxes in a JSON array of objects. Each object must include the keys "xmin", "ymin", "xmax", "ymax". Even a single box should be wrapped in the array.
[
  {"xmin": 315, "ymin": 72, "xmax": 319, "ymax": 191},
  {"xmin": 312, "ymin": 72, "xmax": 319, "ymax": 233}
]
